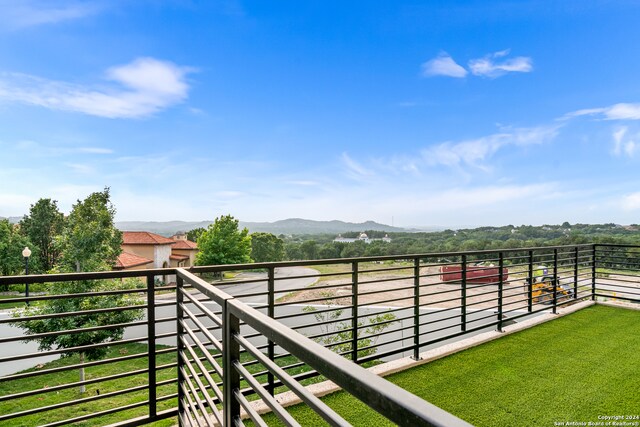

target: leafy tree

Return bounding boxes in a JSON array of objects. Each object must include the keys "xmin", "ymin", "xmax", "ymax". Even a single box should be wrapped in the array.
[
  {"xmin": 19, "ymin": 198, "xmax": 65, "ymax": 272},
  {"xmin": 12, "ymin": 189, "xmax": 141, "ymax": 393},
  {"xmin": 250, "ymin": 232, "xmax": 285, "ymax": 263},
  {"xmin": 195, "ymin": 215, "xmax": 252, "ymax": 266},
  {"xmin": 300, "ymin": 240, "xmax": 319, "ymax": 260},
  {"xmin": 284, "ymin": 242, "xmax": 303, "ymax": 260},
  {"xmin": 303, "ymin": 293, "xmax": 396, "ymax": 359},
  {"xmin": 187, "ymin": 227, "xmax": 206, "ymax": 243},
  {"xmin": 318, "ymin": 242, "xmax": 344, "ymax": 259},
  {"xmin": 57, "ymin": 188, "xmax": 122, "ymax": 273},
  {"xmin": 0, "ymin": 219, "xmax": 36, "ymax": 290},
  {"xmin": 340, "ymin": 240, "xmax": 367, "ymax": 258}
]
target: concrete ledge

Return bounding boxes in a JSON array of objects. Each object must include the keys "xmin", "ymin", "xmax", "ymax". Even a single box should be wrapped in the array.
[
  {"xmin": 596, "ymin": 300, "xmax": 640, "ymax": 311},
  {"xmin": 241, "ymin": 299, "xmax": 596, "ymax": 418}
]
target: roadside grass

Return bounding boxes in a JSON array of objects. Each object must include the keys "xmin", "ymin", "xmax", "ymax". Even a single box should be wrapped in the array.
[
  {"xmin": 310, "ymin": 261, "xmax": 414, "ymax": 281},
  {"xmin": 0, "ymin": 343, "xmax": 178, "ymax": 427},
  {"xmin": 0, "ymin": 293, "xmax": 29, "ymax": 309},
  {"xmin": 256, "ymin": 304, "xmax": 640, "ymax": 426},
  {"xmin": 0, "ymin": 338, "xmax": 381, "ymax": 427}
]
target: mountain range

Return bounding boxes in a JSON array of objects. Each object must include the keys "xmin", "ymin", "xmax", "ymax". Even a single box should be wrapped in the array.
[{"xmin": 115, "ymin": 218, "xmax": 411, "ymax": 236}]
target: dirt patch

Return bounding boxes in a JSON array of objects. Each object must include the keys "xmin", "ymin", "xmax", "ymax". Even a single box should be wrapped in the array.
[{"xmin": 279, "ymin": 266, "xmax": 588, "ymax": 311}]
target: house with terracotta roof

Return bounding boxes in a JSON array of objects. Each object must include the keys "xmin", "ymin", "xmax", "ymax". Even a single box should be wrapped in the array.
[
  {"xmin": 170, "ymin": 232, "xmax": 198, "ymax": 267},
  {"xmin": 114, "ymin": 231, "xmax": 198, "ymax": 282}
]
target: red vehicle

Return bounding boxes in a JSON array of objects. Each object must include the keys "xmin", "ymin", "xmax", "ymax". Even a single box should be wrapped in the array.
[{"xmin": 440, "ymin": 262, "xmax": 509, "ymax": 284}]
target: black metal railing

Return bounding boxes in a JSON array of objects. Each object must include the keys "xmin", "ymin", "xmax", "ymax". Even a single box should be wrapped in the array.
[{"xmin": 0, "ymin": 243, "xmax": 637, "ymax": 426}]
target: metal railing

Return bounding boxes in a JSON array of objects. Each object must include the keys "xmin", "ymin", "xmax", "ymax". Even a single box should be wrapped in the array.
[{"xmin": 0, "ymin": 243, "xmax": 637, "ymax": 426}]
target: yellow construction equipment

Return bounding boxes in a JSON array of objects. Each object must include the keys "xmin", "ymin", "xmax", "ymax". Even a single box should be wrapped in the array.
[{"xmin": 525, "ymin": 266, "xmax": 573, "ymax": 304}]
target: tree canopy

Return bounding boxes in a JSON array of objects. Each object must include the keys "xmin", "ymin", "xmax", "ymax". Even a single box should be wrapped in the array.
[
  {"xmin": 0, "ymin": 219, "xmax": 35, "ymax": 282},
  {"xmin": 195, "ymin": 215, "xmax": 252, "ymax": 266},
  {"xmin": 20, "ymin": 198, "xmax": 64, "ymax": 272},
  {"xmin": 12, "ymin": 189, "xmax": 138, "ymax": 393},
  {"xmin": 250, "ymin": 232, "xmax": 285, "ymax": 263},
  {"xmin": 56, "ymin": 188, "xmax": 122, "ymax": 273}
]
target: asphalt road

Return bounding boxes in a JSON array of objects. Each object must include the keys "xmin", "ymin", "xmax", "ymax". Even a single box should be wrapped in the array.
[{"xmin": 212, "ymin": 266, "xmax": 318, "ymax": 304}]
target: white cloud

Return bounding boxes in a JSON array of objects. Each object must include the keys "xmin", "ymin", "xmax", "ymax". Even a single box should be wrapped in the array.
[
  {"xmin": 77, "ymin": 147, "xmax": 113, "ymax": 154},
  {"xmin": 421, "ymin": 53, "xmax": 468, "ymax": 78},
  {"xmin": 65, "ymin": 163, "xmax": 93, "ymax": 174},
  {"xmin": 612, "ymin": 126, "xmax": 638, "ymax": 157},
  {"xmin": 341, "ymin": 152, "xmax": 373, "ymax": 179},
  {"xmin": 622, "ymin": 192, "xmax": 640, "ymax": 211},
  {"xmin": 468, "ymin": 50, "xmax": 533, "ymax": 78},
  {"xmin": 0, "ymin": 0, "xmax": 102, "ymax": 30},
  {"xmin": 565, "ymin": 103, "xmax": 640, "ymax": 121},
  {"xmin": 0, "ymin": 57, "xmax": 194, "ymax": 119},
  {"xmin": 422, "ymin": 125, "xmax": 559, "ymax": 169}
]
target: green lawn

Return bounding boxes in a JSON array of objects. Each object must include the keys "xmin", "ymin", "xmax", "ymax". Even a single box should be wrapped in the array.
[
  {"xmin": 0, "ymin": 343, "xmax": 179, "ymax": 427},
  {"xmin": 0, "ymin": 293, "xmax": 29, "ymax": 309},
  {"xmin": 259, "ymin": 304, "xmax": 640, "ymax": 426}
]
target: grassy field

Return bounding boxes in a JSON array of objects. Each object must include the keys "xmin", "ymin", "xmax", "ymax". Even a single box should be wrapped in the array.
[
  {"xmin": 0, "ymin": 340, "xmax": 375, "ymax": 427},
  {"xmin": 0, "ymin": 343, "xmax": 179, "ymax": 427},
  {"xmin": 0, "ymin": 293, "xmax": 29, "ymax": 309},
  {"xmin": 257, "ymin": 304, "xmax": 640, "ymax": 426}
]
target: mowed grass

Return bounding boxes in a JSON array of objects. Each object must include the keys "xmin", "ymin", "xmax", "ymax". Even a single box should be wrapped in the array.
[
  {"xmin": 0, "ymin": 343, "xmax": 179, "ymax": 427},
  {"xmin": 257, "ymin": 305, "xmax": 640, "ymax": 426}
]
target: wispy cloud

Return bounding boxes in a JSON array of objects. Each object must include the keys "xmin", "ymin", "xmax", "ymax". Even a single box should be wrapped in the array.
[
  {"xmin": 612, "ymin": 126, "xmax": 638, "ymax": 157},
  {"xmin": 12, "ymin": 140, "xmax": 113, "ymax": 156},
  {"xmin": 622, "ymin": 192, "xmax": 640, "ymax": 211},
  {"xmin": 65, "ymin": 163, "xmax": 93, "ymax": 174},
  {"xmin": 422, "ymin": 125, "xmax": 559, "ymax": 169},
  {"xmin": 0, "ymin": 57, "xmax": 194, "ymax": 119},
  {"xmin": 468, "ymin": 49, "xmax": 533, "ymax": 78},
  {"xmin": 341, "ymin": 152, "xmax": 374, "ymax": 179},
  {"xmin": 77, "ymin": 147, "xmax": 113, "ymax": 154},
  {"xmin": 0, "ymin": 0, "xmax": 102, "ymax": 30},
  {"xmin": 567, "ymin": 103, "xmax": 640, "ymax": 121},
  {"xmin": 421, "ymin": 53, "xmax": 468, "ymax": 78}
]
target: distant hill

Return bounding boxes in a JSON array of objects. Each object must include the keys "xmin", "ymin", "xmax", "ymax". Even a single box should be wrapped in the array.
[
  {"xmin": 0, "ymin": 216, "xmax": 22, "ymax": 224},
  {"xmin": 116, "ymin": 218, "xmax": 408, "ymax": 236}
]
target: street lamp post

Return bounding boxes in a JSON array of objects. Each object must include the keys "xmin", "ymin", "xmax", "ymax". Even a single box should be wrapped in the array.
[{"xmin": 22, "ymin": 247, "xmax": 31, "ymax": 305}]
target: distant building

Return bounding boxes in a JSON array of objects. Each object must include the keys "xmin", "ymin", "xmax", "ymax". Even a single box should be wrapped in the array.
[
  {"xmin": 333, "ymin": 233, "xmax": 391, "ymax": 244},
  {"xmin": 114, "ymin": 231, "xmax": 198, "ymax": 283}
]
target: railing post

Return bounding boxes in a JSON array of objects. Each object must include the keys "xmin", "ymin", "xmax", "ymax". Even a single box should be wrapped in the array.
[
  {"xmin": 223, "ymin": 302, "xmax": 241, "ymax": 427},
  {"xmin": 267, "ymin": 266, "xmax": 275, "ymax": 395},
  {"xmin": 351, "ymin": 261, "xmax": 359, "ymax": 363},
  {"xmin": 574, "ymin": 246, "xmax": 579, "ymax": 300},
  {"xmin": 497, "ymin": 252, "xmax": 504, "ymax": 332},
  {"xmin": 461, "ymin": 255, "xmax": 467, "ymax": 332},
  {"xmin": 527, "ymin": 250, "xmax": 533, "ymax": 312},
  {"xmin": 176, "ymin": 275, "xmax": 185, "ymax": 426},
  {"xmin": 592, "ymin": 244, "xmax": 597, "ymax": 301},
  {"xmin": 413, "ymin": 257, "xmax": 420, "ymax": 360},
  {"xmin": 147, "ymin": 274, "xmax": 157, "ymax": 420},
  {"xmin": 553, "ymin": 248, "xmax": 558, "ymax": 314}
]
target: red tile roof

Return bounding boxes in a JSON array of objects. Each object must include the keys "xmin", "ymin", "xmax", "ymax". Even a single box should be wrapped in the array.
[
  {"xmin": 114, "ymin": 252, "xmax": 154, "ymax": 269},
  {"xmin": 172, "ymin": 239, "xmax": 198, "ymax": 250},
  {"xmin": 170, "ymin": 254, "xmax": 189, "ymax": 260},
  {"xmin": 122, "ymin": 231, "xmax": 175, "ymax": 245}
]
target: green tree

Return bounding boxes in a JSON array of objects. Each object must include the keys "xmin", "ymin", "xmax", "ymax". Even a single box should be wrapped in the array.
[
  {"xmin": 57, "ymin": 188, "xmax": 122, "ymax": 273},
  {"xmin": 195, "ymin": 215, "xmax": 252, "ymax": 266},
  {"xmin": 19, "ymin": 198, "xmax": 65, "ymax": 272},
  {"xmin": 0, "ymin": 219, "xmax": 36, "ymax": 290},
  {"xmin": 340, "ymin": 240, "xmax": 367, "ymax": 258},
  {"xmin": 303, "ymin": 293, "xmax": 396, "ymax": 359},
  {"xmin": 12, "ymin": 189, "xmax": 142, "ymax": 393},
  {"xmin": 250, "ymin": 232, "xmax": 285, "ymax": 263},
  {"xmin": 284, "ymin": 242, "xmax": 303, "ymax": 260},
  {"xmin": 300, "ymin": 240, "xmax": 319, "ymax": 260},
  {"xmin": 187, "ymin": 227, "xmax": 206, "ymax": 243}
]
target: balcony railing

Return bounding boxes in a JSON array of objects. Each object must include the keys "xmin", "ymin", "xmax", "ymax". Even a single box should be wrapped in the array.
[{"xmin": 0, "ymin": 243, "xmax": 638, "ymax": 426}]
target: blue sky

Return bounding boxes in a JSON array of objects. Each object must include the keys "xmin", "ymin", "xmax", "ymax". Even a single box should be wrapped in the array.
[{"xmin": 1, "ymin": 0, "xmax": 640, "ymax": 227}]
